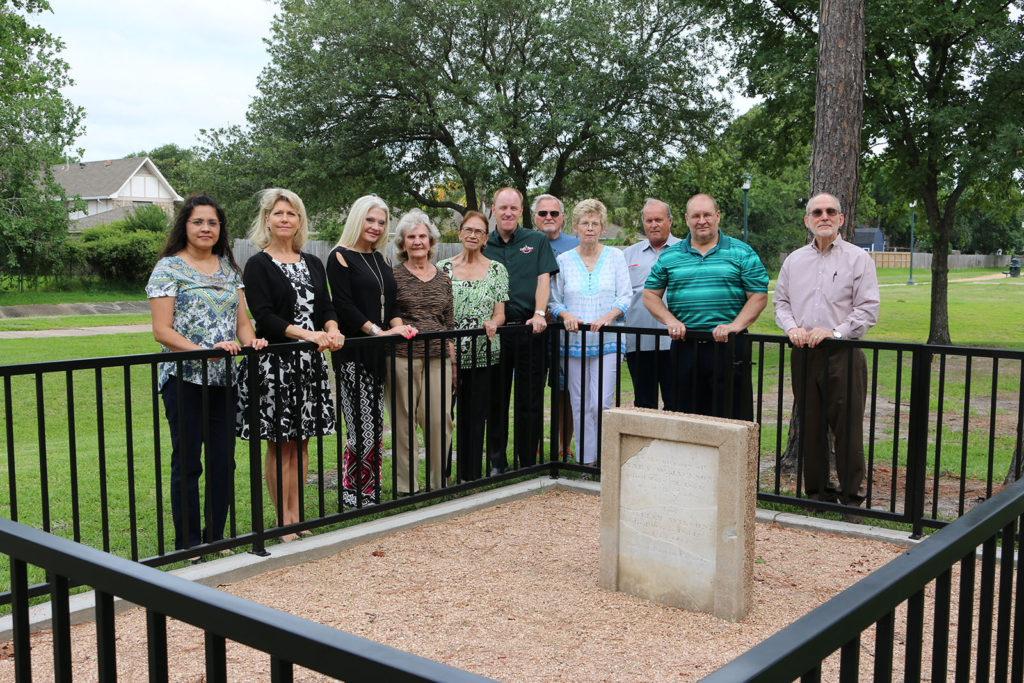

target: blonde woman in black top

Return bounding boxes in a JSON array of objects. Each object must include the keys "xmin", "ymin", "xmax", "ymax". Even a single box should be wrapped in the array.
[
  {"xmin": 238, "ymin": 188, "xmax": 344, "ymax": 541},
  {"xmin": 327, "ymin": 195, "xmax": 416, "ymax": 507}
]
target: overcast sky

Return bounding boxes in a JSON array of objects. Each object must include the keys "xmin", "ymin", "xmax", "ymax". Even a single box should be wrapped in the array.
[{"xmin": 36, "ymin": 0, "xmax": 278, "ymax": 162}]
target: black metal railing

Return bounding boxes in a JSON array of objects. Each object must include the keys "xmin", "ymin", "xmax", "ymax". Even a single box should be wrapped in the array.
[
  {"xmin": 0, "ymin": 516, "xmax": 489, "ymax": 682},
  {"xmin": 2, "ymin": 325, "xmax": 1022, "ymax": 599},
  {"xmin": 703, "ymin": 469, "xmax": 1024, "ymax": 681}
]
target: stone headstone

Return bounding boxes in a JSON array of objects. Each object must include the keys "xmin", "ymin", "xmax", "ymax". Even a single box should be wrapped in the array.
[{"xmin": 598, "ymin": 408, "xmax": 758, "ymax": 622}]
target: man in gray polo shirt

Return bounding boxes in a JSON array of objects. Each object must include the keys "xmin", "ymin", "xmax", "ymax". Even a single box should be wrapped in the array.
[{"xmin": 623, "ymin": 198, "xmax": 680, "ymax": 409}]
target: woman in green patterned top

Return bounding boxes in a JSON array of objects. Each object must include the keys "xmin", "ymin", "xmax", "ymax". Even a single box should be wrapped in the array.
[{"xmin": 438, "ymin": 211, "xmax": 509, "ymax": 482}]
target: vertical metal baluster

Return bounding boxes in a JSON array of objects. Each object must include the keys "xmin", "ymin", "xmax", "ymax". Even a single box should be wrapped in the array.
[
  {"xmin": 146, "ymin": 609, "xmax": 169, "ymax": 682},
  {"xmin": 65, "ymin": 370, "xmax": 81, "ymax": 542},
  {"xmin": 987, "ymin": 357, "xmax": 999, "ymax": 498},
  {"xmin": 35, "ymin": 373, "xmax": 49, "ymax": 531},
  {"xmin": 96, "ymin": 367, "xmax": 110, "ymax": 551},
  {"xmin": 123, "ymin": 364, "xmax": 139, "ymax": 559},
  {"xmin": 873, "ymin": 610, "xmax": 894, "ymax": 681},
  {"xmin": 930, "ymin": 568, "xmax": 952, "ymax": 683},
  {"xmin": 151, "ymin": 363, "xmax": 165, "ymax": 555},
  {"xmin": 976, "ymin": 536, "xmax": 997, "ymax": 681},
  {"xmin": 95, "ymin": 589, "xmax": 116, "ymax": 680},
  {"xmin": 205, "ymin": 632, "xmax": 227, "ymax": 682},
  {"xmin": 50, "ymin": 572, "xmax": 72, "ymax": 683},
  {"xmin": 889, "ymin": 349, "xmax": 903, "ymax": 511},
  {"xmin": 904, "ymin": 589, "xmax": 925, "ymax": 681},
  {"xmin": 932, "ymin": 354, "xmax": 947, "ymax": 520},
  {"xmin": 10, "ymin": 557, "xmax": 31, "ymax": 681},
  {"xmin": 960, "ymin": 356, "xmax": 973, "ymax": 516},
  {"xmin": 955, "ymin": 551, "xmax": 976, "ymax": 682}
]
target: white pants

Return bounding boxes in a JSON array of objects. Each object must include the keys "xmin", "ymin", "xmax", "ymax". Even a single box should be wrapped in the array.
[{"xmin": 567, "ymin": 353, "xmax": 617, "ymax": 465}]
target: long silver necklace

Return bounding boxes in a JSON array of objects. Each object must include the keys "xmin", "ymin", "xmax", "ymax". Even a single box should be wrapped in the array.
[{"xmin": 358, "ymin": 250, "xmax": 387, "ymax": 321}]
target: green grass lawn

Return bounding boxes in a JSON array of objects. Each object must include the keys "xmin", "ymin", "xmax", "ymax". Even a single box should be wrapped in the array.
[
  {"xmin": 750, "ymin": 278, "xmax": 1024, "ymax": 350},
  {"xmin": 0, "ymin": 278, "xmax": 145, "ymax": 306},
  {"xmin": 2, "ymin": 269, "xmax": 1022, "ymax": 598},
  {"xmin": 0, "ymin": 313, "xmax": 151, "ymax": 332}
]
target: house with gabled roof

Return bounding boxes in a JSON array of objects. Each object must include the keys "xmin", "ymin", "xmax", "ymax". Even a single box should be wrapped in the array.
[{"xmin": 50, "ymin": 157, "xmax": 183, "ymax": 233}]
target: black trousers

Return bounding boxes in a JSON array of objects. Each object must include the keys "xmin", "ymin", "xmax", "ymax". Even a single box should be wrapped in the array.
[
  {"xmin": 456, "ymin": 364, "xmax": 493, "ymax": 482},
  {"xmin": 791, "ymin": 346, "xmax": 868, "ymax": 504},
  {"xmin": 667, "ymin": 335, "xmax": 753, "ymax": 421},
  {"xmin": 625, "ymin": 350, "xmax": 677, "ymax": 410},
  {"xmin": 162, "ymin": 378, "xmax": 235, "ymax": 550},
  {"xmin": 487, "ymin": 327, "xmax": 547, "ymax": 471}
]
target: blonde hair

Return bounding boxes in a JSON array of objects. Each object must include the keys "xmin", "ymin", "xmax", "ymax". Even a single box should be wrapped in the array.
[
  {"xmin": 337, "ymin": 195, "xmax": 390, "ymax": 251},
  {"xmin": 572, "ymin": 198, "xmax": 608, "ymax": 230},
  {"xmin": 248, "ymin": 188, "xmax": 309, "ymax": 251},
  {"xmin": 393, "ymin": 209, "xmax": 440, "ymax": 262}
]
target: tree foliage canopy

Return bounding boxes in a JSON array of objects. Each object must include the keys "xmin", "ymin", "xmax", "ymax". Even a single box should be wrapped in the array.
[
  {"xmin": 708, "ymin": 0, "xmax": 1024, "ymax": 343},
  {"xmin": 242, "ymin": 0, "xmax": 725, "ymax": 214},
  {"xmin": 0, "ymin": 0, "xmax": 83, "ymax": 281}
]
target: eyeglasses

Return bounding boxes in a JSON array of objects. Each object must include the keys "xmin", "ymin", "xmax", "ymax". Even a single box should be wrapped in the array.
[
  {"xmin": 809, "ymin": 208, "xmax": 839, "ymax": 217},
  {"xmin": 188, "ymin": 219, "xmax": 220, "ymax": 228},
  {"xmin": 460, "ymin": 226, "xmax": 486, "ymax": 236},
  {"xmin": 536, "ymin": 210, "xmax": 560, "ymax": 217}
]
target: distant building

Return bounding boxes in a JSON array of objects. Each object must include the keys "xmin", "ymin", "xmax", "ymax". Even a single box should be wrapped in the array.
[
  {"xmin": 51, "ymin": 157, "xmax": 183, "ymax": 233},
  {"xmin": 853, "ymin": 226, "xmax": 886, "ymax": 252}
]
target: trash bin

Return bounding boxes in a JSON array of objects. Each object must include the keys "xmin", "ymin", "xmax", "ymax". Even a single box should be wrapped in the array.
[{"xmin": 1010, "ymin": 257, "xmax": 1021, "ymax": 278}]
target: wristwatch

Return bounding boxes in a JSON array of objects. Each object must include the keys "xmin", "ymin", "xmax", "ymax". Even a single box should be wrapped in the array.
[
  {"xmin": 534, "ymin": 310, "xmax": 546, "ymax": 318},
  {"xmin": 369, "ymin": 324, "xmax": 382, "ymax": 336},
  {"xmin": 832, "ymin": 329, "xmax": 842, "ymax": 340}
]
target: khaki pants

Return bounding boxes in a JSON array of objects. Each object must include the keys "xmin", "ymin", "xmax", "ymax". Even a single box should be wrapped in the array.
[{"xmin": 387, "ymin": 356, "xmax": 453, "ymax": 494}]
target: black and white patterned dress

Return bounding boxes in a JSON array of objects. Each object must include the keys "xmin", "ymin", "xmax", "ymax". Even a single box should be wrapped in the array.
[{"xmin": 236, "ymin": 257, "xmax": 336, "ymax": 442}]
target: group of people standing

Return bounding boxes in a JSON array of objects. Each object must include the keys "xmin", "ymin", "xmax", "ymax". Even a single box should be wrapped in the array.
[{"xmin": 146, "ymin": 185, "xmax": 879, "ymax": 551}]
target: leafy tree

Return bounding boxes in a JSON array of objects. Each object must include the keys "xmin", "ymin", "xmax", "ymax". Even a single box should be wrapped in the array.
[
  {"xmin": 707, "ymin": 0, "xmax": 1024, "ymax": 344},
  {"xmin": 243, "ymin": 0, "xmax": 725, "ymax": 214},
  {"xmin": 653, "ymin": 106, "xmax": 809, "ymax": 271},
  {"xmin": 0, "ymin": 0, "xmax": 84, "ymax": 284}
]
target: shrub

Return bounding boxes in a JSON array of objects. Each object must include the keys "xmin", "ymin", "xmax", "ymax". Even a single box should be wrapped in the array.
[
  {"xmin": 78, "ymin": 226, "xmax": 165, "ymax": 284},
  {"xmin": 108, "ymin": 204, "xmax": 170, "ymax": 233}
]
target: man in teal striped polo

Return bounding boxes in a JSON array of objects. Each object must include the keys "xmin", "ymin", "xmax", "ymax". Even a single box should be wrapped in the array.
[{"xmin": 642, "ymin": 193, "xmax": 769, "ymax": 419}]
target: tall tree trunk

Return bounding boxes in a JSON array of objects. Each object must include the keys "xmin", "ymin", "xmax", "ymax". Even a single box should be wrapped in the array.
[
  {"xmin": 927, "ymin": 207, "xmax": 952, "ymax": 345},
  {"xmin": 808, "ymin": 0, "xmax": 865, "ymax": 229},
  {"xmin": 781, "ymin": 0, "xmax": 865, "ymax": 473}
]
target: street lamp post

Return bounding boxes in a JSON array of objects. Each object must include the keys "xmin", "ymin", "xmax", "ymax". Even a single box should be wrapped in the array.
[
  {"xmin": 741, "ymin": 174, "xmax": 752, "ymax": 242},
  {"xmin": 907, "ymin": 200, "xmax": 917, "ymax": 285}
]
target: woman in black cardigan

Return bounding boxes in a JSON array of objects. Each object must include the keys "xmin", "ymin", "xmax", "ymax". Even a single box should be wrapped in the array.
[{"xmin": 237, "ymin": 188, "xmax": 344, "ymax": 541}]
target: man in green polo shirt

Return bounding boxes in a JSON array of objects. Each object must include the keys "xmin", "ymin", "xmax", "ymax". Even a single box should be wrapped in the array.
[
  {"xmin": 485, "ymin": 187, "xmax": 559, "ymax": 473},
  {"xmin": 642, "ymin": 193, "xmax": 768, "ymax": 419}
]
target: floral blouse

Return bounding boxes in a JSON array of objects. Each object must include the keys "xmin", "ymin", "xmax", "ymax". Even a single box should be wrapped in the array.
[
  {"xmin": 145, "ymin": 255, "xmax": 243, "ymax": 390},
  {"xmin": 437, "ymin": 257, "xmax": 509, "ymax": 369}
]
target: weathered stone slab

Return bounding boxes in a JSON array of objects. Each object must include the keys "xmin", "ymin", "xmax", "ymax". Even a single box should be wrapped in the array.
[{"xmin": 599, "ymin": 408, "xmax": 758, "ymax": 622}]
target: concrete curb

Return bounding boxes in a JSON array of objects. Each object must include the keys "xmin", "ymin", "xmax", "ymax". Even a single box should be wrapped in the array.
[
  {"xmin": 0, "ymin": 477, "xmax": 909, "ymax": 641},
  {"xmin": 0, "ymin": 301, "xmax": 150, "ymax": 319}
]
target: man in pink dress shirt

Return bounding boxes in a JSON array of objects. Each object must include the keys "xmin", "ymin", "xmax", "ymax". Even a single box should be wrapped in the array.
[{"xmin": 774, "ymin": 192, "xmax": 880, "ymax": 507}]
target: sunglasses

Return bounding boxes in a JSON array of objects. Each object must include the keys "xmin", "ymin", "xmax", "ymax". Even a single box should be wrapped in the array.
[
  {"xmin": 536, "ymin": 210, "xmax": 561, "ymax": 217},
  {"xmin": 809, "ymin": 208, "xmax": 839, "ymax": 217}
]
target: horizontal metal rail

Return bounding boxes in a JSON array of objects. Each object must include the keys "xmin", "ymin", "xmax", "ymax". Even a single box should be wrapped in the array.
[
  {"xmin": 703, "ymin": 474, "xmax": 1024, "ymax": 681},
  {"xmin": 0, "ymin": 516, "xmax": 491, "ymax": 682}
]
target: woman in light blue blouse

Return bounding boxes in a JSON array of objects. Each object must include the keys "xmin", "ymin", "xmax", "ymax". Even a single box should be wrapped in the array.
[
  {"xmin": 146, "ymin": 195, "xmax": 267, "ymax": 551},
  {"xmin": 549, "ymin": 198, "xmax": 631, "ymax": 466}
]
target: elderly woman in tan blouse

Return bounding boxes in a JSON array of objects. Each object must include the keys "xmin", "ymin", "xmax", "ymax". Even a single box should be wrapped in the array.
[{"xmin": 388, "ymin": 209, "xmax": 455, "ymax": 495}]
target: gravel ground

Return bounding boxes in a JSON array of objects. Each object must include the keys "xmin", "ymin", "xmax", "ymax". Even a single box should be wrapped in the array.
[{"xmin": 0, "ymin": 489, "xmax": 929, "ymax": 681}]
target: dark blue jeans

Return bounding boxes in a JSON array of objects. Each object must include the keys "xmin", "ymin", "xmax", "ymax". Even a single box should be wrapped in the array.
[{"xmin": 161, "ymin": 378, "xmax": 235, "ymax": 550}]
